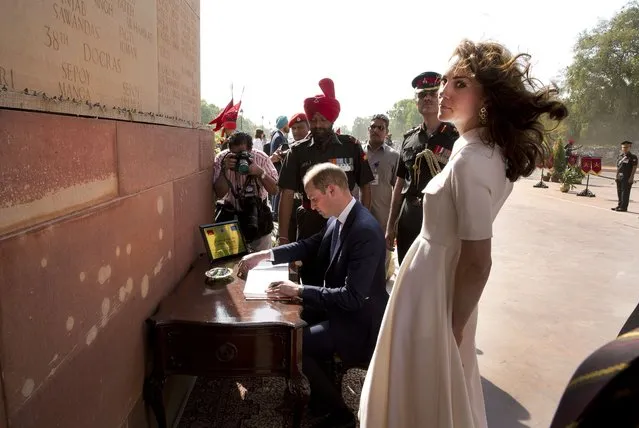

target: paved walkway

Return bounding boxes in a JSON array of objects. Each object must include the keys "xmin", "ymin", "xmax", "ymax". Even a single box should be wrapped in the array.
[{"xmin": 479, "ymin": 171, "xmax": 639, "ymax": 427}]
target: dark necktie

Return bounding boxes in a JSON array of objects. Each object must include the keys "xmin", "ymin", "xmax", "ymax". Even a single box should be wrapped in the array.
[{"xmin": 330, "ymin": 219, "xmax": 341, "ymax": 260}]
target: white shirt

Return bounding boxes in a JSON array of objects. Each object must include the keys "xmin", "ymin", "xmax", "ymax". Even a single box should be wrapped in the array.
[
  {"xmin": 334, "ymin": 197, "xmax": 356, "ymax": 236},
  {"xmin": 252, "ymin": 138, "xmax": 264, "ymax": 152}
]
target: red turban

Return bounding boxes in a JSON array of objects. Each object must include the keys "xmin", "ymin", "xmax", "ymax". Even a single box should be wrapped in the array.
[
  {"xmin": 288, "ymin": 112, "xmax": 308, "ymax": 127},
  {"xmin": 303, "ymin": 78, "xmax": 341, "ymax": 123}
]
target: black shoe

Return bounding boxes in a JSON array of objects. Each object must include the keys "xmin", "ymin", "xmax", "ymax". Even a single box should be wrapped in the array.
[
  {"xmin": 311, "ymin": 409, "xmax": 356, "ymax": 428},
  {"xmin": 612, "ymin": 206, "xmax": 620, "ymax": 210},
  {"xmin": 617, "ymin": 208, "xmax": 628, "ymax": 212}
]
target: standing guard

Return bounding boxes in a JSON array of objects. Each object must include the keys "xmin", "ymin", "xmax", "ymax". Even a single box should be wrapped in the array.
[{"xmin": 385, "ymin": 71, "xmax": 459, "ymax": 263}]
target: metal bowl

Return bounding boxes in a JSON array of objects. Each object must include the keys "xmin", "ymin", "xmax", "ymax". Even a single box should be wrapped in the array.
[{"xmin": 204, "ymin": 267, "xmax": 233, "ymax": 281}]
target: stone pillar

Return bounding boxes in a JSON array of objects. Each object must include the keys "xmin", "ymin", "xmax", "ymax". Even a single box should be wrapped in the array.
[{"xmin": 0, "ymin": 2, "xmax": 210, "ymax": 427}]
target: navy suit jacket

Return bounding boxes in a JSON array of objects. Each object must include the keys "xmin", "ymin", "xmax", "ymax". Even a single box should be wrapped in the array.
[{"xmin": 272, "ymin": 200, "xmax": 388, "ymax": 363}]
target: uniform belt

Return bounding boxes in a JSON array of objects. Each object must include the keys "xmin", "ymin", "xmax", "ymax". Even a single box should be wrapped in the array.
[{"xmin": 404, "ymin": 194, "xmax": 423, "ymax": 206}]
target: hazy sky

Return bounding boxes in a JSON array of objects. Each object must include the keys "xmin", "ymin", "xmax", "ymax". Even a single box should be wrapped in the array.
[{"xmin": 200, "ymin": 0, "xmax": 630, "ymax": 129}]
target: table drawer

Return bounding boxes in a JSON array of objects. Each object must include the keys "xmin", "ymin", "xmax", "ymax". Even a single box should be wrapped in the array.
[{"xmin": 155, "ymin": 323, "xmax": 293, "ymax": 376}]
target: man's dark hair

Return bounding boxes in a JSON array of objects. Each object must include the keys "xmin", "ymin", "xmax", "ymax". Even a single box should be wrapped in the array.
[
  {"xmin": 227, "ymin": 132, "xmax": 253, "ymax": 151},
  {"xmin": 255, "ymin": 129, "xmax": 264, "ymax": 139},
  {"xmin": 621, "ymin": 140, "xmax": 633, "ymax": 146},
  {"xmin": 371, "ymin": 114, "xmax": 389, "ymax": 129}
]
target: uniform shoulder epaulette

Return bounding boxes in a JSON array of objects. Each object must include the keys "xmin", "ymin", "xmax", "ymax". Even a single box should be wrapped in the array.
[
  {"xmin": 403, "ymin": 126, "xmax": 420, "ymax": 139},
  {"xmin": 337, "ymin": 134, "xmax": 360, "ymax": 145}
]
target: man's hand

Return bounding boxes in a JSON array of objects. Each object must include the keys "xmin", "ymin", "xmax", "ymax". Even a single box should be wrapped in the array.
[
  {"xmin": 266, "ymin": 280, "xmax": 302, "ymax": 299},
  {"xmin": 223, "ymin": 153, "xmax": 237, "ymax": 171},
  {"xmin": 270, "ymin": 148, "xmax": 283, "ymax": 164},
  {"xmin": 237, "ymin": 250, "xmax": 271, "ymax": 276},
  {"xmin": 277, "ymin": 236, "xmax": 290, "ymax": 246},
  {"xmin": 384, "ymin": 229, "xmax": 396, "ymax": 251},
  {"xmin": 629, "ymin": 177, "xmax": 634, "ymax": 184}
]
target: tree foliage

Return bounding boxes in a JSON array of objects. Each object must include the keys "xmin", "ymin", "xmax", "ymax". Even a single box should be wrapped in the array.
[
  {"xmin": 351, "ymin": 117, "xmax": 370, "ymax": 141},
  {"xmin": 200, "ymin": 99, "xmax": 220, "ymax": 125},
  {"xmin": 386, "ymin": 99, "xmax": 421, "ymax": 142},
  {"xmin": 564, "ymin": 1, "xmax": 639, "ymax": 145}
]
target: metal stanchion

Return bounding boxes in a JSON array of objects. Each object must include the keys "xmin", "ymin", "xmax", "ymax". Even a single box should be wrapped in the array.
[
  {"xmin": 576, "ymin": 173, "xmax": 595, "ymax": 197},
  {"xmin": 533, "ymin": 168, "xmax": 548, "ymax": 188}
]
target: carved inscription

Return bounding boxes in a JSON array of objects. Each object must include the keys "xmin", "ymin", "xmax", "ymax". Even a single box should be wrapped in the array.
[
  {"xmin": 157, "ymin": 0, "xmax": 199, "ymax": 121},
  {"xmin": 118, "ymin": 0, "xmax": 135, "ymax": 17},
  {"xmin": 121, "ymin": 82, "xmax": 141, "ymax": 109},
  {"xmin": 44, "ymin": 25, "xmax": 69, "ymax": 51},
  {"xmin": 1, "ymin": 0, "xmax": 197, "ymax": 123},
  {"xmin": 119, "ymin": 25, "xmax": 137, "ymax": 58},
  {"xmin": 83, "ymin": 42, "xmax": 122, "ymax": 73},
  {"xmin": 52, "ymin": 0, "xmax": 101, "ymax": 39},
  {"xmin": 94, "ymin": 0, "xmax": 114, "ymax": 16}
]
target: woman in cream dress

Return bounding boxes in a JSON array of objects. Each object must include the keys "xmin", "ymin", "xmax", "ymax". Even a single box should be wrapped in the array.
[{"xmin": 358, "ymin": 40, "xmax": 568, "ymax": 428}]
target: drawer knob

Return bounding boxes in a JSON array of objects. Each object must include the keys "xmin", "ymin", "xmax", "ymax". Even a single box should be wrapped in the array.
[{"xmin": 216, "ymin": 342, "xmax": 238, "ymax": 362}]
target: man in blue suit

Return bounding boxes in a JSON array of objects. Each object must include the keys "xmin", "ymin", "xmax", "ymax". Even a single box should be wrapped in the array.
[{"xmin": 239, "ymin": 162, "xmax": 388, "ymax": 428}]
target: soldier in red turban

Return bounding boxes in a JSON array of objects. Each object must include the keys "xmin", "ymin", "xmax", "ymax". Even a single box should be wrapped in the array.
[
  {"xmin": 303, "ymin": 78, "xmax": 341, "ymax": 123},
  {"xmin": 277, "ymin": 77, "xmax": 374, "ymax": 288}
]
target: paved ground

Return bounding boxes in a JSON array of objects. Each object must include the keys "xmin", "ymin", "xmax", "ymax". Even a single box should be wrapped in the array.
[{"xmin": 478, "ymin": 170, "xmax": 639, "ymax": 427}]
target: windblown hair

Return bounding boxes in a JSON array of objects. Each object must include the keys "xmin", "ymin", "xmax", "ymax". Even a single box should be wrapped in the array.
[
  {"xmin": 451, "ymin": 40, "xmax": 568, "ymax": 181},
  {"xmin": 303, "ymin": 163, "xmax": 349, "ymax": 192}
]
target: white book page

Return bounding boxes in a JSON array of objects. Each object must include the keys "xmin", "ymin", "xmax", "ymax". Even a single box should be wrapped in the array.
[{"xmin": 243, "ymin": 261, "xmax": 289, "ymax": 299}]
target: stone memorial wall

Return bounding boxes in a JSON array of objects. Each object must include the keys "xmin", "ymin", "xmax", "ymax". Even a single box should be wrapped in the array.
[
  {"xmin": 0, "ymin": 0, "xmax": 200, "ymax": 125},
  {"xmin": 0, "ymin": 2, "xmax": 208, "ymax": 427}
]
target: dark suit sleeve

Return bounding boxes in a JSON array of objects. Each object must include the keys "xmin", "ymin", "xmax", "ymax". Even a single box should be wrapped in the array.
[
  {"xmin": 300, "ymin": 226, "xmax": 383, "ymax": 312},
  {"xmin": 272, "ymin": 227, "xmax": 325, "ymax": 264},
  {"xmin": 270, "ymin": 134, "xmax": 284, "ymax": 154}
]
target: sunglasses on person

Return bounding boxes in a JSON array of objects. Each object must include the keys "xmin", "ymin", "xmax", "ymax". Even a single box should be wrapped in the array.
[
  {"xmin": 417, "ymin": 91, "xmax": 438, "ymax": 99},
  {"xmin": 369, "ymin": 125, "xmax": 386, "ymax": 131}
]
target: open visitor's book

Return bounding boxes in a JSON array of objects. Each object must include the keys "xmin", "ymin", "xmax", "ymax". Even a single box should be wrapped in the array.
[{"xmin": 242, "ymin": 261, "xmax": 289, "ymax": 300}]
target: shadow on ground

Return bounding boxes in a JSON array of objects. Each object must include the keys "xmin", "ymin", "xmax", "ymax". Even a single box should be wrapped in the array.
[{"xmin": 483, "ymin": 377, "xmax": 531, "ymax": 428}]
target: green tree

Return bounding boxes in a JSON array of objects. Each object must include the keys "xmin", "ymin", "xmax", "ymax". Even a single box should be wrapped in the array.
[
  {"xmin": 387, "ymin": 99, "xmax": 421, "ymax": 143},
  {"xmin": 564, "ymin": 1, "xmax": 639, "ymax": 145},
  {"xmin": 351, "ymin": 116, "xmax": 371, "ymax": 141},
  {"xmin": 200, "ymin": 99, "xmax": 220, "ymax": 125}
]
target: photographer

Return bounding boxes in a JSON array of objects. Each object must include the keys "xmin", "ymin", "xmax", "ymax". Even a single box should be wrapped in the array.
[{"xmin": 213, "ymin": 132, "xmax": 279, "ymax": 251}]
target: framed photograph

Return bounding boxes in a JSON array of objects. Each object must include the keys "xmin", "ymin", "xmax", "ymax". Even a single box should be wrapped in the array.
[{"xmin": 199, "ymin": 220, "xmax": 248, "ymax": 263}]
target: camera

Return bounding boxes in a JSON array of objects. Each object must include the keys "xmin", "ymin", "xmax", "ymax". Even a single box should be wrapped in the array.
[
  {"xmin": 238, "ymin": 184, "xmax": 259, "ymax": 241},
  {"xmin": 234, "ymin": 151, "xmax": 252, "ymax": 174}
]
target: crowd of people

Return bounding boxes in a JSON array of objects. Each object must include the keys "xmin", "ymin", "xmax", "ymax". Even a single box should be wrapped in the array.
[{"xmin": 213, "ymin": 38, "xmax": 639, "ymax": 428}]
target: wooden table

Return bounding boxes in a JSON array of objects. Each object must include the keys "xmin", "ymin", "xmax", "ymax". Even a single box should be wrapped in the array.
[{"xmin": 143, "ymin": 255, "xmax": 309, "ymax": 428}]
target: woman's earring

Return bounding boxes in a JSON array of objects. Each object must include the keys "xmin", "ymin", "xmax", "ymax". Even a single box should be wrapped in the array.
[{"xmin": 479, "ymin": 106, "xmax": 488, "ymax": 125}]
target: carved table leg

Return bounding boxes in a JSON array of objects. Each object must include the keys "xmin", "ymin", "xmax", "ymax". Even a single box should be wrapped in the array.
[
  {"xmin": 143, "ymin": 373, "xmax": 167, "ymax": 428},
  {"xmin": 288, "ymin": 371, "xmax": 311, "ymax": 428}
]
